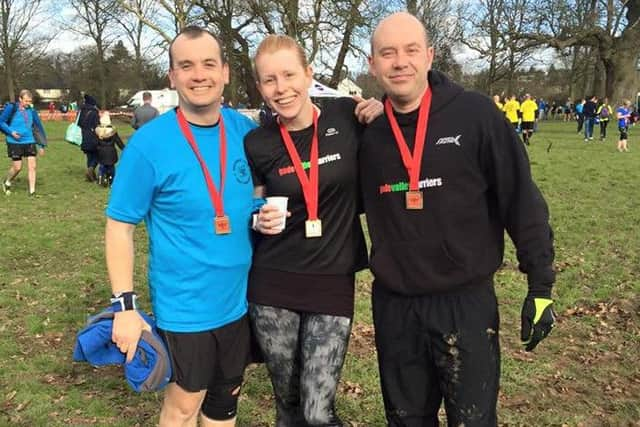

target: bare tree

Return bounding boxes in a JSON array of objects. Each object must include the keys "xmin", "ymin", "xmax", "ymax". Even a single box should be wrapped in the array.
[
  {"xmin": 522, "ymin": 0, "xmax": 640, "ymax": 102},
  {"xmin": 404, "ymin": 0, "xmax": 464, "ymax": 77},
  {"xmin": 68, "ymin": 0, "xmax": 121, "ymax": 108},
  {"xmin": 196, "ymin": 0, "xmax": 260, "ymax": 105},
  {"xmin": 116, "ymin": 0, "xmax": 201, "ymax": 44},
  {"xmin": 461, "ymin": 0, "xmax": 515, "ymax": 94},
  {"xmin": 0, "ymin": 0, "xmax": 53, "ymax": 100},
  {"xmin": 110, "ymin": 0, "xmax": 161, "ymax": 88}
]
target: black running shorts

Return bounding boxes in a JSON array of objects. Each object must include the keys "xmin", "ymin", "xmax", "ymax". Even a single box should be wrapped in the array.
[
  {"xmin": 7, "ymin": 143, "xmax": 36, "ymax": 160},
  {"xmin": 158, "ymin": 315, "xmax": 251, "ymax": 392}
]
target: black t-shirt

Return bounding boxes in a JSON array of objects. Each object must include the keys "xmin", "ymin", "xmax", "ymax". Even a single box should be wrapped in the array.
[{"xmin": 243, "ymin": 97, "xmax": 368, "ymax": 317}]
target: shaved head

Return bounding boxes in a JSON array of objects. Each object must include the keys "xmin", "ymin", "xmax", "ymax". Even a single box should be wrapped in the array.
[
  {"xmin": 368, "ymin": 11, "xmax": 434, "ymax": 112},
  {"xmin": 371, "ymin": 12, "xmax": 430, "ymax": 54}
]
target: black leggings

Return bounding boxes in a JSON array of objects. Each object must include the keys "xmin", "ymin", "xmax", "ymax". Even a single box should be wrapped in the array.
[{"xmin": 600, "ymin": 120, "xmax": 609, "ymax": 138}]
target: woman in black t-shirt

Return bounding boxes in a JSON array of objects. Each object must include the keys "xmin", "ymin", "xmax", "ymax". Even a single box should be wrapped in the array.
[{"xmin": 244, "ymin": 34, "xmax": 381, "ymax": 426}]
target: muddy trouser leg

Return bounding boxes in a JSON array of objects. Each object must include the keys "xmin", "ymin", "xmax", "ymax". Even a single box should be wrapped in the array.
[
  {"xmin": 249, "ymin": 304, "xmax": 305, "ymax": 427},
  {"xmin": 430, "ymin": 285, "xmax": 500, "ymax": 427},
  {"xmin": 373, "ymin": 284, "xmax": 441, "ymax": 427},
  {"xmin": 373, "ymin": 283, "xmax": 500, "ymax": 427},
  {"xmin": 299, "ymin": 313, "xmax": 351, "ymax": 426}
]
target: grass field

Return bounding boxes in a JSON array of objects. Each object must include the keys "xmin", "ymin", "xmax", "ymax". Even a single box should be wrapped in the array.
[{"xmin": 0, "ymin": 119, "xmax": 639, "ymax": 426}]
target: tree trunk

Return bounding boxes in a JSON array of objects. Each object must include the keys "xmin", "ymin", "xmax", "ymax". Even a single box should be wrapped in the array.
[
  {"xmin": 135, "ymin": 25, "xmax": 144, "ymax": 89},
  {"xmin": 233, "ymin": 31, "xmax": 261, "ymax": 107},
  {"xmin": 5, "ymin": 59, "xmax": 15, "ymax": 101},
  {"xmin": 603, "ymin": 0, "xmax": 640, "ymax": 103},
  {"xmin": 608, "ymin": 48, "xmax": 638, "ymax": 104},
  {"xmin": 569, "ymin": 47, "xmax": 579, "ymax": 100},
  {"xmin": 329, "ymin": 2, "xmax": 360, "ymax": 88},
  {"xmin": 96, "ymin": 43, "xmax": 107, "ymax": 108}
]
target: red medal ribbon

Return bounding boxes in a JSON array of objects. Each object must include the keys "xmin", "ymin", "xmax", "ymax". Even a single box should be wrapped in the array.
[
  {"xmin": 384, "ymin": 87, "xmax": 432, "ymax": 191},
  {"xmin": 279, "ymin": 108, "xmax": 320, "ymax": 221},
  {"xmin": 20, "ymin": 106, "xmax": 29, "ymax": 127},
  {"xmin": 176, "ymin": 108, "xmax": 227, "ymax": 218}
]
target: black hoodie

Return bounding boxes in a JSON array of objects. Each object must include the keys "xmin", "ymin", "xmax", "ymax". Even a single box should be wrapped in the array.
[{"xmin": 359, "ymin": 71, "xmax": 554, "ymax": 297}]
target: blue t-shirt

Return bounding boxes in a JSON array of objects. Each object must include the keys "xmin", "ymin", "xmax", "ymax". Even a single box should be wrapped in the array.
[
  {"xmin": 106, "ymin": 108, "xmax": 257, "ymax": 332},
  {"xmin": 0, "ymin": 103, "xmax": 46, "ymax": 145},
  {"xmin": 617, "ymin": 107, "xmax": 630, "ymax": 128}
]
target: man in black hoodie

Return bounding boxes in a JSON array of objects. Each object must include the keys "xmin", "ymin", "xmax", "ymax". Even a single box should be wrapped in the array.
[{"xmin": 360, "ymin": 12, "xmax": 556, "ymax": 426}]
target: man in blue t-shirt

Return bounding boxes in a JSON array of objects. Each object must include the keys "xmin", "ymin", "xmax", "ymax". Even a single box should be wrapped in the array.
[
  {"xmin": 0, "ymin": 89, "xmax": 47, "ymax": 195},
  {"xmin": 105, "ymin": 26, "xmax": 256, "ymax": 427}
]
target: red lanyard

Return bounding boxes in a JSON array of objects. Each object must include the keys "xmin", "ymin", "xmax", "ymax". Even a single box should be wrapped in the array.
[
  {"xmin": 20, "ymin": 107, "xmax": 29, "ymax": 126},
  {"xmin": 384, "ymin": 87, "xmax": 432, "ymax": 191},
  {"xmin": 279, "ymin": 108, "xmax": 319, "ymax": 221},
  {"xmin": 176, "ymin": 108, "xmax": 227, "ymax": 219}
]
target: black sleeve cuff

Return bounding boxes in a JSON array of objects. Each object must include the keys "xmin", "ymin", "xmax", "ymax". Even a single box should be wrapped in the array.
[{"xmin": 526, "ymin": 266, "xmax": 555, "ymax": 298}]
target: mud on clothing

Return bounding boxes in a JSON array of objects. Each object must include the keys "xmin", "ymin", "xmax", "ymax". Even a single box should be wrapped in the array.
[
  {"xmin": 106, "ymin": 108, "xmax": 257, "ymax": 332},
  {"xmin": 243, "ymin": 97, "xmax": 368, "ymax": 318},
  {"xmin": 359, "ymin": 70, "xmax": 554, "ymax": 426},
  {"xmin": 373, "ymin": 283, "xmax": 500, "ymax": 426}
]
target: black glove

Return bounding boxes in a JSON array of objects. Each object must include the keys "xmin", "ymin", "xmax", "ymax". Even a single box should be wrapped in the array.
[{"xmin": 521, "ymin": 297, "xmax": 555, "ymax": 351}]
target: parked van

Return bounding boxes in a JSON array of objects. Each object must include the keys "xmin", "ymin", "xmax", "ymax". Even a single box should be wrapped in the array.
[{"xmin": 126, "ymin": 89, "xmax": 178, "ymax": 114}]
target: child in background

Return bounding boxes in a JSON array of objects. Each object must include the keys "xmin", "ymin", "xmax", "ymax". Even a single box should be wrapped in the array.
[{"xmin": 95, "ymin": 112, "xmax": 124, "ymax": 186}]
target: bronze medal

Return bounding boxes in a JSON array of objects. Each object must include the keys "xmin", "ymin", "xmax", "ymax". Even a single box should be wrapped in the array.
[
  {"xmin": 405, "ymin": 190, "xmax": 423, "ymax": 210},
  {"xmin": 214, "ymin": 215, "xmax": 231, "ymax": 235}
]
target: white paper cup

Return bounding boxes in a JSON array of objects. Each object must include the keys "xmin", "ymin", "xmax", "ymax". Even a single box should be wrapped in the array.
[{"xmin": 265, "ymin": 196, "xmax": 288, "ymax": 231}]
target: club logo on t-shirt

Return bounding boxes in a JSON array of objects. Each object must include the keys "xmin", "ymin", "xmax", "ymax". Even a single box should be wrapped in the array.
[
  {"xmin": 378, "ymin": 176, "xmax": 443, "ymax": 194},
  {"xmin": 278, "ymin": 153, "xmax": 342, "ymax": 176},
  {"xmin": 233, "ymin": 159, "xmax": 251, "ymax": 184}
]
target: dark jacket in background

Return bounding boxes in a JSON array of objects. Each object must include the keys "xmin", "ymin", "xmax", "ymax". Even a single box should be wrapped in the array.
[
  {"xmin": 97, "ymin": 133, "xmax": 125, "ymax": 166},
  {"xmin": 583, "ymin": 100, "xmax": 598, "ymax": 118},
  {"xmin": 78, "ymin": 96, "xmax": 100, "ymax": 152}
]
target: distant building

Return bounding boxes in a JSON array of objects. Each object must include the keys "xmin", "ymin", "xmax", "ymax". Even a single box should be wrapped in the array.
[{"xmin": 35, "ymin": 89, "xmax": 70, "ymax": 103}]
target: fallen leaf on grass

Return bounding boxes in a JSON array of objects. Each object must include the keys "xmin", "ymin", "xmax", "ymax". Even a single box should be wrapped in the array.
[
  {"xmin": 510, "ymin": 350, "xmax": 535, "ymax": 362},
  {"xmin": 15, "ymin": 400, "xmax": 30, "ymax": 411},
  {"xmin": 341, "ymin": 381, "xmax": 364, "ymax": 398}
]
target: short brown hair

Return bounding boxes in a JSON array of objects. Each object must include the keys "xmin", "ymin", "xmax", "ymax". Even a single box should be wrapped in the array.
[
  {"xmin": 254, "ymin": 34, "xmax": 308, "ymax": 80},
  {"xmin": 169, "ymin": 26, "xmax": 226, "ymax": 69},
  {"xmin": 19, "ymin": 89, "xmax": 33, "ymax": 100}
]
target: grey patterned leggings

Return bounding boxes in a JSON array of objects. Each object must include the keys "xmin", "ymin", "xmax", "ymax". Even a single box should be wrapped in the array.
[{"xmin": 249, "ymin": 303, "xmax": 352, "ymax": 427}]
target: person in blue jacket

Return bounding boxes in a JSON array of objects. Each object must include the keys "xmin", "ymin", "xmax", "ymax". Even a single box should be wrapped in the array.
[
  {"xmin": 0, "ymin": 89, "xmax": 47, "ymax": 196},
  {"xmin": 105, "ymin": 26, "xmax": 257, "ymax": 427}
]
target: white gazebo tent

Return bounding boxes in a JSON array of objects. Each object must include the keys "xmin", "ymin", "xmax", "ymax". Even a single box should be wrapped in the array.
[
  {"xmin": 308, "ymin": 79, "xmax": 347, "ymax": 98},
  {"xmin": 337, "ymin": 78, "xmax": 362, "ymax": 97}
]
